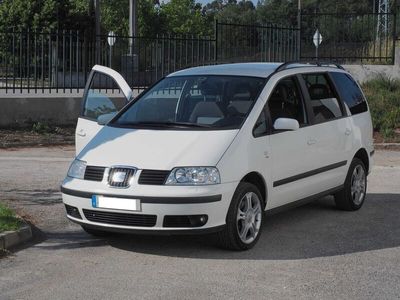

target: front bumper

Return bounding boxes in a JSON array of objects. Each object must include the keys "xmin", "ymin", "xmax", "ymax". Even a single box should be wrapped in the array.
[{"xmin": 61, "ymin": 177, "xmax": 238, "ymax": 234}]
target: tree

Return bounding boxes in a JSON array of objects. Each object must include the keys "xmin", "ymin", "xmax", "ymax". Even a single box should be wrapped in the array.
[
  {"xmin": 161, "ymin": 0, "xmax": 209, "ymax": 36},
  {"xmin": 216, "ymin": 0, "xmax": 257, "ymax": 24},
  {"xmin": 256, "ymin": 0, "xmax": 298, "ymax": 26},
  {"xmin": 0, "ymin": 0, "xmax": 92, "ymax": 32}
]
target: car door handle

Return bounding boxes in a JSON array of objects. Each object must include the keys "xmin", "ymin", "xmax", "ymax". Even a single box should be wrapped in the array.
[
  {"xmin": 77, "ymin": 129, "xmax": 86, "ymax": 137},
  {"xmin": 307, "ymin": 138, "xmax": 317, "ymax": 145},
  {"xmin": 345, "ymin": 128, "xmax": 352, "ymax": 136}
]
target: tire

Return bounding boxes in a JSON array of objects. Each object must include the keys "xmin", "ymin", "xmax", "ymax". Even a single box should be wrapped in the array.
[
  {"xmin": 81, "ymin": 225, "xmax": 110, "ymax": 237},
  {"xmin": 217, "ymin": 182, "xmax": 264, "ymax": 250},
  {"xmin": 334, "ymin": 158, "xmax": 367, "ymax": 211}
]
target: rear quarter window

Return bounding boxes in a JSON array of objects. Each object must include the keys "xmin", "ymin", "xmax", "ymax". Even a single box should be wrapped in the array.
[
  {"xmin": 302, "ymin": 73, "xmax": 343, "ymax": 124},
  {"xmin": 330, "ymin": 72, "xmax": 368, "ymax": 115}
]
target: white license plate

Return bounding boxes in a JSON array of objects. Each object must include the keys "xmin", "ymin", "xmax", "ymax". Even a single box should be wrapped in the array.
[{"xmin": 92, "ymin": 195, "xmax": 141, "ymax": 212}]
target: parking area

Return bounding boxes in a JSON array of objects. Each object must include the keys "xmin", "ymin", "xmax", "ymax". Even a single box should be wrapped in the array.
[{"xmin": 0, "ymin": 146, "xmax": 400, "ymax": 299}]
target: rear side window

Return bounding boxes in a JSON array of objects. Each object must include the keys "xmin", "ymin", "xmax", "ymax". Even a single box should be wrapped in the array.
[
  {"xmin": 302, "ymin": 73, "xmax": 343, "ymax": 124},
  {"xmin": 330, "ymin": 72, "xmax": 368, "ymax": 115}
]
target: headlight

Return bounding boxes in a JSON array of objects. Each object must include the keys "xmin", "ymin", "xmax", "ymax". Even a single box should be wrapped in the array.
[
  {"xmin": 67, "ymin": 159, "xmax": 87, "ymax": 179},
  {"xmin": 165, "ymin": 167, "xmax": 221, "ymax": 185}
]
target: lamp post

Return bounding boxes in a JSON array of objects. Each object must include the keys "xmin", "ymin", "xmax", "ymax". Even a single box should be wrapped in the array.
[
  {"xmin": 297, "ymin": 0, "xmax": 301, "ymax": 60},
  {"xmin": 129, "ymin": 0, "xmax": 138, "ymax": 54},
  {"xmin": 94, "ymin": 0, "xmax": 101, "ymax": 63}
]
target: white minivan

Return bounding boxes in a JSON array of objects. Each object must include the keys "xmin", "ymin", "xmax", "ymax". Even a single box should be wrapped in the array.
[{"xmin": 61, "ymin": 62, "xmax": 374, "ymax": 250}]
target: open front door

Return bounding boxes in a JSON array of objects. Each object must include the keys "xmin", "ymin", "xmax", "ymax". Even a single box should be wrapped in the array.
[{"xmin": 75, "ymin": 65, "xmax": 132, "ymax": 155}]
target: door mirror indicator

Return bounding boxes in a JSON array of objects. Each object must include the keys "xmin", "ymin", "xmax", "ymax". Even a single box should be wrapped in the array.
[
  {"xmin": 97, "ymin": 112, "xmax": 117, "ymax": 125},
  {"xmin": 273, "ymin": 118, "xmax": 300, "ymax": 131}
]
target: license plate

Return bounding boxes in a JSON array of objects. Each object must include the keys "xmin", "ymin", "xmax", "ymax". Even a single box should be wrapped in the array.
[{"xmin": 92, "ymin": 195, "xmax": 141, "ymax": 212}]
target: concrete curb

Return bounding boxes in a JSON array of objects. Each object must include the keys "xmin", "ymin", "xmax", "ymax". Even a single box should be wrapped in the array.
[{"xmin": 0, "ymin": 223, "xmax": 32, "ymax": 250}]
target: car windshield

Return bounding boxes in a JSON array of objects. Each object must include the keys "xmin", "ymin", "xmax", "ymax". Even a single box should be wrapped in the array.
[{"xmin": 112, "ymin": 75, "xmax": 266, "ymax": 130}]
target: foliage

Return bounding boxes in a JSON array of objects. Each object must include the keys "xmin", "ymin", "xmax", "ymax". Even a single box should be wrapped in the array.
[
  {"xmin": 0, "ymin": 0, "xmax": 376, "ymax": 36},
  {"xmin": 362, "ymin": 75, "xmax": 400, "ymax": 139},
  {"xmin": 161, "ymin": 0, "xmax": 208, "ymax": 35},
  {"xmin": 0, "ymin": 0, "xmax": 93, "ymax": 32},
  {"xmin": 0, "ymin": 203, "xmax": 21, "ymax": 233},
  {"xmin": 32, "ymin": 121, "xmax": 52, "ymax": 134}
]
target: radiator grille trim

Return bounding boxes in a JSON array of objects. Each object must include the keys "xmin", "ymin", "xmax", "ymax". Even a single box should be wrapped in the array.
[
  {"xmin": 83, "ymin": 209, "xmax": 157, "ymax": 227},
  {"xmin": 84, "ymin": 166, "xmax": 106, "ymax": 181},
  {"xmin": 138, "ymin": 169, "xmax": 170, "ymax": 185}
]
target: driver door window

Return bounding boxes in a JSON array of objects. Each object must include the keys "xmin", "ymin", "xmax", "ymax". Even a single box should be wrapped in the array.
[
  {"xmin": 267, "ymin": 76, "xmax": 308, "ymax": 127},
  {"xmin": 83, "ymin": 72, "xmax": 128, "ymax": 120}
]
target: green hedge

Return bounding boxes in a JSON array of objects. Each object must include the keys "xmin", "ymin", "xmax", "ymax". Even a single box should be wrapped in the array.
[
  {"xmin": 362, "ymin": 75, "xmax": 400, "ymax": 138},
  {"xmin": 0, "ymin": 203, "xmax": 21, "ymax": 233}
]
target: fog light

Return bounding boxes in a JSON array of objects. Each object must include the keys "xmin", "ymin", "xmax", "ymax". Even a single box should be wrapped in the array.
[
  {"xmin": 163, "ymin": 215, "xmax": 208, "ymax": 227},
  {"xmin": 188, "ymin": 215, "xmax": 208, "ymax": 227}
]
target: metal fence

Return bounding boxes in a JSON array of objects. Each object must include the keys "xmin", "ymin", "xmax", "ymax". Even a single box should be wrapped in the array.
[
  {"xmin": 0, "ymin": 30, "xmax": 215, "ymax": 93},
  {"xmin": 215, "ymin": 21, "xmax": 299, "ymax": 63},
  {"xmin": 300, "ymin": 12, "xmax": 396, "ymax": 64},
  {"xmin": 0, "ymin": 13, "xmax": 398, "ymax": 94}
]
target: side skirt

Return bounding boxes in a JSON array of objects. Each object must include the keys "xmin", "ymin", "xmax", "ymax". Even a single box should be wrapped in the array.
[{"xmin": 265, "ymin": 185, "xmax": 344, "ymax": 216}]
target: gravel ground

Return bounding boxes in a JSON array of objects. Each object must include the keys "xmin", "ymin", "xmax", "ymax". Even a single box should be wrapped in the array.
[
  {"xmin": 0, "ymin": 129, "xmax": 74, "ymax": 149},
  {"xmin": 0, "ymin": 147, "xmax": 399, "ymax": 300}
]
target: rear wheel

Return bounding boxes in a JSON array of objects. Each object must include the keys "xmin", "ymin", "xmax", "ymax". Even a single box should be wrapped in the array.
[
  {"xmin": 81, "ymin": 225, "xmax": 110, "ymax": 237},
  {"xmin": 217, "ymin": 182, "xmax": 264, "ymax": 250},
  {"xmin": 334, "ymin": 158, "xmax": 367, "ymax": 211}
]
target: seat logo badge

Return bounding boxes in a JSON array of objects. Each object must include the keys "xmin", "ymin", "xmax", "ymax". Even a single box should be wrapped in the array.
[
  {"xmin": 112, "ymin": 171, "xmax": 127, "ymax": 183},
  {"xmin": 107, "ymin": 167, "xmax": 136, "ymax": 188}
]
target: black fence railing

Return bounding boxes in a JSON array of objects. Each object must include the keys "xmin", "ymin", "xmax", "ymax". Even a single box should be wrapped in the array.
[
  {"xmin": 300, "ymin": 12, "xmax": 396, "ymax": 64},
  {"xmin": 0, "ymin": 31, "xmax": 215, "ymax": 93},
  {"xmin": 216, "ymin": 21, "xmax": 299, "ymax": 63},
  {"xmin": 0, "ymin": 13, "xmax": 398, "ymax": 94}
]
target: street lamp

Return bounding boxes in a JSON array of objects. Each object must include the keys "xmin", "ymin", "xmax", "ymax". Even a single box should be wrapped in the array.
[{"xmin": 297, "ymin": 0, "xmax": 301, "ymax": 60}]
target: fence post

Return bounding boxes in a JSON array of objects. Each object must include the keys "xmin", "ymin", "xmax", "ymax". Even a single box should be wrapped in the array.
[
  {"xmin": 393, "ymin": 12, "xmax": 397, "ymax": 65},
  {"xmin": 298, "ymin": 8, "xmax": 302, "ymax": 60},
  {"xmin": 214, "ymin": 19, "xmax": 218, "ymax": 64}
]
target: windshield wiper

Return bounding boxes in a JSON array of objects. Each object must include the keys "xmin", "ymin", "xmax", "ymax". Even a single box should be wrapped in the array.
[{"xmin": 119, "ymin": 121, "xmax": 212, "ymax": 128}]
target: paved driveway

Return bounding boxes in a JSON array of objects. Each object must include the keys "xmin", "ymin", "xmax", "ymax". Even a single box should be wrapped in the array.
[{"xmin": 0, "ymin": 147, "xmax": 400, "ymax": 300}]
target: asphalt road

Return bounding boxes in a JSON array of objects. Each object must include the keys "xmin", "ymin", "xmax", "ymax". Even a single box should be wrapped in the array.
[{"xmin": 0, "ymin": 146, "xmax": 400, "ymax": 300}]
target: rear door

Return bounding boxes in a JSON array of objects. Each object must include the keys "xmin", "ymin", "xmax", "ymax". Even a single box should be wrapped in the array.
[
  {"xmin": 299, "ymin": 72, "xmax": 352, "ymax": 189},
  {"xmin": 76, "ymin": 65, "xmax": 132, "ymax": 155}
]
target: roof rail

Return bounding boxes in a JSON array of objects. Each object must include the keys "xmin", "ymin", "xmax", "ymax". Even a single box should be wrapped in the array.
[{"xmin": 275, "ymin": 61, "xmax": 344, "ymax": 73}]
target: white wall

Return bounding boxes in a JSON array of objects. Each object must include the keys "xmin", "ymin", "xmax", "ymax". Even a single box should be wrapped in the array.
[{"xmin": 343, "ymin": 48, "xmax": 400, "ymax": 83}]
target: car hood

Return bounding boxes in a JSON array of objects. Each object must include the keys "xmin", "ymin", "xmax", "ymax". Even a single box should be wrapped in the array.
[{"xmin": 77, "ymin": 126, "xmax": 239, "ymax": 170}]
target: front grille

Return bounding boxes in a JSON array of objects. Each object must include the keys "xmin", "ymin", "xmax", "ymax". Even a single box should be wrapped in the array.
[
  {"xmin": 65, "ymin": 204, "xmax": 82, "ymax": 219},
  {"xmin": 138, "ymin": 170, "xmax": 170, "ymax": 185},
  {"xmin": 108, "ymin": 167, "xmax": 136, "ymax": 188},
  {"xmin": 84, "ymin": 166, "xmax": 106, "ymax": 181},
  {"xmin": 83, "ymin": 209, "xmax": 157, "ymax": 227}
]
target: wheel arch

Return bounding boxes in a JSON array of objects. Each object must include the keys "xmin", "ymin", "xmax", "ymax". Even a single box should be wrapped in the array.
[
  {"xmin": 240, "ymin": 172, "xmax": 268, "ymax": 209},
  {"xmin": 353, "ymin": 148, "xmax": 370, "ymax": 173}
]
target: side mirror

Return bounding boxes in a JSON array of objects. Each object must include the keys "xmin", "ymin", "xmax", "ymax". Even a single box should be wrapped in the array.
[
  {"xmin": 97, "ymin": 112, "xmax": 117, "ymax": 125},
  {"xmin": 273, "ymin": 118, "xmax": 300, "ymax": 131}
]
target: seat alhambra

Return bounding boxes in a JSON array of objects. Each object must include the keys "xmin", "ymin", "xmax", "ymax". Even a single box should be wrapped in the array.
[{"xmin": 61, "ymin": 62, "xmax": 374, "ymax": 250}]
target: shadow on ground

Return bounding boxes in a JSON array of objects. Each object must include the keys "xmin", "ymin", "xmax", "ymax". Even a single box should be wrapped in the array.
[{"xmin": 23, "ymin": 193, "xmax": 400, "ymax": 260}]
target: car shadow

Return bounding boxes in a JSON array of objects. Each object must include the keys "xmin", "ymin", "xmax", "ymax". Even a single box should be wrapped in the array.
[
  {"xmin": 22, "ymin": 193, "xmax": 400, "ymax": 261},
  {"xmin": 104, "ymin": 193, "xmax": 400, "ymax": 260}
]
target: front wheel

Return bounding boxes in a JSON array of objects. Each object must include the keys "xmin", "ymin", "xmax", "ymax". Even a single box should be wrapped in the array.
[
  {"xmin": 334, "ymin": 158, "xmax": 367, "ymax": 211},
  {"xmin": 217, "ymin": 182, "xmax": 264, "ymax": 250}
]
